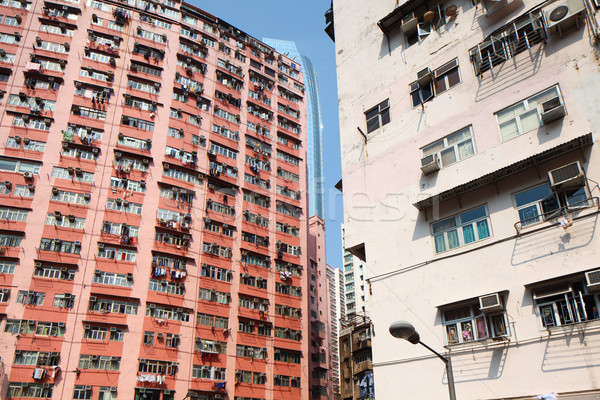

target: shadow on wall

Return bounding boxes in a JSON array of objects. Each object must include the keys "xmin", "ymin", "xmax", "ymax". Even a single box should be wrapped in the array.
[
  {"xmin": 541, "ymin": 327, "xmax": 600, "ymax": 372},
  {"xmin": 445, "ymin": 346, "xmax": 509, "ymax": 383},
  {"xmin": 474, "ymin": 44, "xmax": 545, "ymax": 103},
  {"xmin": 474, "ymin": 23, "xmax": 586, "ymax": 104},
  {"xmin": 510, "ymin": 214, "xmax": 597, "ymax": 266}
]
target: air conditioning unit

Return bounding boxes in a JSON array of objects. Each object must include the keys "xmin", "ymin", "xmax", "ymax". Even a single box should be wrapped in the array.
[
  {"xmin": 416, "ymin": 67, "xmax": 432, "ymax": 86},
  {"xmin": 401, "ymin": 12, "xmax": 418, "ymax": 33},
  {"xmin": 548, "ymin": 161, "xmax": 585, "ymax": 190},
  {"xmin": 543, "ymin": 0, "xmax": 586, "ymax": 36},
  {"xmin": 482, "ymin": 0, "xmax": 511, "ymax": 15},
  {"xmin": 541, "ymin": 95, "xmax": 566, "ymax": 124},
  {"xmin": 585, "ymin": 269, "xmax": 600, "ymax": 292},
  {"xmin": 479, "ymin": 293, "xmax": 503, "ymax": 312},
  {"xmin": 420, "ymin": 154, "xmax": 441, "ymax": 175}
]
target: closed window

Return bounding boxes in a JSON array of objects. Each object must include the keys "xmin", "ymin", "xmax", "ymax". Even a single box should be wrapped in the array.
[
  {"xmin": 496, "ymin": 85, "xmax": 562, "ymax": 141},
  {"xmin": 432, "ymin": 205, "xmax": 491, "ymax": 253},
  {"xmin": 365, "ymin": 99, "xmax": 390, "ymax": 133},
  {"xmin": 421, "ymin": 126, "xmax": 475, "ymax": 168}
]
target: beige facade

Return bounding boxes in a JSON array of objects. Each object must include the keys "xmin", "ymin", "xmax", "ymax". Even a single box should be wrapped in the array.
[{"xmin": 332, "ymin": 0, "xmax": 600, "ymax": 398}]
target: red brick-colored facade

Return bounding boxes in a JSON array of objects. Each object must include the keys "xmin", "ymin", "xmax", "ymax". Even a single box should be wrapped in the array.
[{"xmin": 0, "ymin": 1, "xmax": 309, "ymax": 399}]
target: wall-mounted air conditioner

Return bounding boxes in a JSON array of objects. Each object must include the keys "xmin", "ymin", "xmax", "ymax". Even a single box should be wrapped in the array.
[
  {"xmin": 479, "ymin": 293, "xmax": 503, "ymax": 312},
  {"xmin": 420, "ymin": 154, "xmax": 441, "ymax": 175},
  {"xmin": 482, "ymin": 0, "xmax": 511, "ymax": 16},
  {"xmin": 401, "ymin": 12, "xmax": 418, "ymax": 33},
  {"xmin": 543, "ymin": 0, "xmax": 586, "ymax": 36},
  {"xmin": 541, "ymin": 95, "xmax": 566, "ymax": 124},
  {"xmin": 585, "ymin": 269, "xmax": 600, "ymax": 292},
  {"xmin": 548, "ymin": 161, "xmax": 584, "ymax": 190}
]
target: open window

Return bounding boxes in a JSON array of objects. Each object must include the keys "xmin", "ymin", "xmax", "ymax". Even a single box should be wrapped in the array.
[
  {"xmin": 441, "ymin": 293, "xmax": 509, "ymax": 345},
  {"xmin": 513, "ymin": 162, "xmax": 591, "ymax": 230},
  {"xmin": 532, "ymin": 274, "xmax": 600, "ymax": 329},
  {"xmin": 401, "ymin": 4, "xmax": 446, "ymax": 48},
  {"xmin": 411, "ymin": 59, "xmax": 460, "ymax": 107}
]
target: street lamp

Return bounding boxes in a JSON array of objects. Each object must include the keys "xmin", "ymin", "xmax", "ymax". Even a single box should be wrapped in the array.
[{"xmin": 389, "ymin": 321, "xmax": 457, "ymax": 400}]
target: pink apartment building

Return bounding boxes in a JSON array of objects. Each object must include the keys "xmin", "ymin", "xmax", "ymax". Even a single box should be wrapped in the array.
[
  {"xmin": 331, "ymin": 0, "xmax": 600, "ymax": 398},
  {"xmin": 0, "ymin": 1, "xmax": 315, "ymax": 400}
]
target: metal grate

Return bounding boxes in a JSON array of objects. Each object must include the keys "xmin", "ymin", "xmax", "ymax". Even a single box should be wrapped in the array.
[{"xmin": 550, "ymin": 162, "xmax": 580, "ymax": 184}]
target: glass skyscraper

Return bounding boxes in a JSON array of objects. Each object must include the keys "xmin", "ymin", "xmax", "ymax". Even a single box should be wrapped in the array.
[{"xmin": 264, "ymin": 38, "xmax": 325, "ymax": 218}]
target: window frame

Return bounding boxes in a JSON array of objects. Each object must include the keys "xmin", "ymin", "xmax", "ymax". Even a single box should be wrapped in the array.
[
  {"xmin": 441, "ymin": 300, "xmax": 509, "ymax": 345},
  {"xmin": 533, "ymin": 278, "xmax": 600, "ymax": 329},
  {"xmin": 421, "ymin": 125, "xmax": 475, "ymax": 168},
  {"xmin": 431, "ymin": 205, "xmax": 491, "ymax": 254},
  {"xmin": 364, "ymin": 99, "xmax": 390, "ymax": 134},
  {"xmin": 411, "ymin": 59, "xmax": 461, "ymax": 108},
  {"xmin": 495, "ymin": 85, "xmax": 563, "ymax": 142}
]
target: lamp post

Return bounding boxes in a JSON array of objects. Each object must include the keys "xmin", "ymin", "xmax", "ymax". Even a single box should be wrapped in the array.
[{"xmin": 389, "ymin": 321, "xmax": 457, "ymax": 400}]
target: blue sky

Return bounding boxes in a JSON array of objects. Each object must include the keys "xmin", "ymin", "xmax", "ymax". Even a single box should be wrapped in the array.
[{"xmin": 194, "ymin": 1, "xmax": 344, "ymax": 269}]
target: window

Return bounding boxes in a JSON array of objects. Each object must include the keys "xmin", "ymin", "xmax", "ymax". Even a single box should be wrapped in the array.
[
  {"xmin": 53, "ymin": 293, "xmax": 75, "ymax": 308},
  {"xmin": 78, "ymin": 355, "xmax": 121, "ymax": 371},
  {"xmin": 365, "ymin": 99, "xmax": 390, "ymax": 133},
  {"xmin": 89, "ymin": 298, "xmax": 138, "ymax": 315},
  {"xmin": 7, "ymin": 383, "xmax": 53, "ymax": 398},
  {"xmin": 442, "ymin": 298, "xmax": 508, "ymax": 345},
  {"xmin": 411, "ymin": 59, "xmax": 460, "ymax": 107},
  {"xmin": 144, "ymin": 331, "xmax": 154, "ymax": 345},
  {"xmin": 513, "ymin": 176, "xmax": 590, "ymax": 228},
  {"xmin": 191, "ymin": 365, "xmax": 226, "ymax": 380},
  {"xmin": 421, "ymin": 126, "xmax": 475, "ymax": 168},
  {"xmin": 533, "ymin": 274, "xmax": 600, "ymax": 328},
  {"xmin": 17, "ymin": 290, "xmax": 45, "ymax": 305},
  {"xmin": 514, "ymin": 184, "xmax": 557, "ymax": 226},
  {"xmin": 432, "ymin": 205, "xmax": 491, "ymax": 253},
  {"xmin": 496, "ymin": 85, "xmax": 562, "ymax": 141},
  {"xmin": 73, "ymin": 385, "xmax": 92, "ymax": 400},
  {"xmin": 83, "ymin": 326, "xmax": 107, "ymax": 341}
]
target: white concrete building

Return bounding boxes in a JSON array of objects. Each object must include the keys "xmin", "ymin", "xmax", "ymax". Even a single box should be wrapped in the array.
[
  {"xmin": 327, "ymin": 264, "xmax": 346, "ymax": 399},
  {"xmin": 341, "ymin": 224, "xmax": 370, "ymax": 320},
  {"xmin": 331, "ymin": 0, "xmax": 600, "ymax": 398}
]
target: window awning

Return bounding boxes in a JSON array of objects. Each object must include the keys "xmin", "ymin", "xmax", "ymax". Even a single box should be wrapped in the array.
[
  {"xmin": 377, "ymin": 6, "xmax": 405, "ymax": 34},
  {"xmin": 413, "ymin": 133, "xmax": 593, "ymax": 210}
]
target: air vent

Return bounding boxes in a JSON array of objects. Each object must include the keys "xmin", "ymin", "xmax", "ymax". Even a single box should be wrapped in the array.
[
  {"xmin": 548, "ymin": 161, "xmax": 584, "ymax": 190},
  {"xmin": 585, "ymin": 269, "xmax": 600, "ymax": 292}
]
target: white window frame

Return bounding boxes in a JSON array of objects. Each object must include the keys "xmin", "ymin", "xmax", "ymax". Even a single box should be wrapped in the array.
[{"xmin": 496, "ymin": 85, "xmax": 563, "ymax": 141}]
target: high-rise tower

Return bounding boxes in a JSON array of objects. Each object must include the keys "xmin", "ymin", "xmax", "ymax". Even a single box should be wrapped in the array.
[
  {"xmin": 0, "ymin": 3, "xmax": 310, "ymax": 400},
  {"xmin": 263, "ymin": 39, "xmax": 325, "ymax": 219}
]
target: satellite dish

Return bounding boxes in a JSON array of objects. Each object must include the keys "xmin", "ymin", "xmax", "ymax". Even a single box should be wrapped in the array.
[{"xmin": 445, "ymin": 4, "xmax": 458, "ymax": 17}]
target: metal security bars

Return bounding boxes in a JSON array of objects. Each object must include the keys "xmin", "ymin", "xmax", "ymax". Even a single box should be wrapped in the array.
[{"xmin": 469, "ymin": 11, "xmax": 546, "ymax": 76}]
